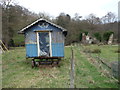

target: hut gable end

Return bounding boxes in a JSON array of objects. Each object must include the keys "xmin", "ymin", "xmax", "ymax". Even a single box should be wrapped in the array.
[{"xmin": 18, "ymin": 18, "xmax": 67, "ymax": 34}]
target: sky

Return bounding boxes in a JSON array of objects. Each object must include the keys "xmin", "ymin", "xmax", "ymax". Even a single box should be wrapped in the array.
[
  {"xmin": 118, "ymin": 1, "xmax": 120, "ymax": 21},
  {"xmin": 17, "ymin": 0, "xmax": 119, "ymax": 18}
]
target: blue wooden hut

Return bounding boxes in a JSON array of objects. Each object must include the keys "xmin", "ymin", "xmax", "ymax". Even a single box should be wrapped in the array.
[{"xmin": 19, "ymin": 18, "xmax": 67, "ymax": 61}]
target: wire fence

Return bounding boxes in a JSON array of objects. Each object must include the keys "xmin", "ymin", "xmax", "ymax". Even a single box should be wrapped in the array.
[
  {"xmin": 69, "ymin": 43, "xmax": 119, "ymax": 87},
  {"xmin": 75, "ymin": 44, "xmax": 119, "ymax": 82},
  {"xmin": 79, "ymin": 44, "xmax": 117, "ymax": 67}
]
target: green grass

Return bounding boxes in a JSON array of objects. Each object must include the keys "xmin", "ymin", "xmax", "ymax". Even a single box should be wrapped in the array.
[
  {"xmin": 13, "ymin": 34, "xmax": 24, "ymax": 46},
  {"xmin": 81, "ymin": 45, "xmax": 118, "ymax": 62},
  {"xmin": 74, "ymin": 46, "xmax": 118, "ymax": 88},
  {"xmin": 2, "ymin": 45, "xmax": 119, "ymax": 88},
  {"xmin": 2, "ymin": 47, "xmax": 71, "ymax": 88}
]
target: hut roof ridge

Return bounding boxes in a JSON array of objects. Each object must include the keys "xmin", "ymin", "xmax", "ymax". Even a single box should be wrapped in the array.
[{"xmin": 18, "ymin": 18, "xmax": 67, "ymax": 33}]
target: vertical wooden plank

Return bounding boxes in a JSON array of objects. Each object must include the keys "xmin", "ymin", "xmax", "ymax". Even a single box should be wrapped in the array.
[
  {"xmin": 49, "ymin": 31, "xmax": 52, "ymax": 57},
  {"xmin": 70, "ymin": 46, "xmax": 74, "ymax": 88},
  {"xmin": 36, "ymin": 32, "xmax": 40, "ymax": 56}
]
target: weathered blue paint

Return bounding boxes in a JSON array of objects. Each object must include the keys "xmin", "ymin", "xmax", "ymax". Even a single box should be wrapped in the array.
[
  {"xmin": 25, "ymin": 31, "xmax": 37, "ymax": 44},
  {"xmin": 51, "ymin": 31, "xmax": 64, "ymax": 43},
  {"xmin": 26, "ymin": 22, "xmax": 62, "ymax": 33},
  {"xmin": 52, "ymin": 43, "xmax": 64, "ymax": 57},
  {"xmin": 26, "ymin": 44, "xmax": 38, "ymax": 58},
  {"xmin": 25, "ymin": 22, "xmax": 63, "ymax": 44},
  {"xmin": 19, "ymin": 19, "xmax": 67, "ymax": 59}
]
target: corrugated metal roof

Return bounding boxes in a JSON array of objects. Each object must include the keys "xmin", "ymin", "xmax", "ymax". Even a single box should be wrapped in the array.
[{"xmin": 18, "ymin": 18, "xmax": 67, "ymax": 34}]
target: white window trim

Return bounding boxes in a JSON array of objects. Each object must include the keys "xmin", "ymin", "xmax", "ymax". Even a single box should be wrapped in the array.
[
  {"xmin": 37, "ymin": 31, "xmax": 52, "ymax": 57},
  {"xmin": 49, "ymin": 31, "xmax": 52, "ymax": 57},
  {"xmin": 36, "ymin": 32, "xmax": 40, "ymax": 56}
]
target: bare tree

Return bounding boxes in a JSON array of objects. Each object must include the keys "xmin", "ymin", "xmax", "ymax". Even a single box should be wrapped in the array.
[
  {"xmin": 38, "ymin": 12, "xmax": 52, "ymax": 20},
  {"xmin": 1, "ymin": 0, "xmax": 15, "ymax": 48},
  {"xmin": 73, "ymin": 13, "xmax": 82, "ymax": 21},
  {"xmin": 0, "ymin": 0, "xmax": 16, "ymax": 9},
  {"xmin": 101, "ymin": 12, "xmax": 117, "ymax": 24},
  {"xmin": 86, "ymin": 13, "xmax": 101, "ymax": 25}
]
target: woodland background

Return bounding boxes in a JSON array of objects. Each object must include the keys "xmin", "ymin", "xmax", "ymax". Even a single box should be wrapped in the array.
[{"xmin": 1, "ymin": 0, "xmax": 118, "ymax": 48}]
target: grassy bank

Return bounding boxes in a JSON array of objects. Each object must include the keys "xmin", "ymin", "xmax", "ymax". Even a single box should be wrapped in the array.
[
  {"xmin": 2, "ymin": 45, "xmax": 119, "ymax": 88},
  {"xmin": 2, "ymin": 47, "xmax": 71, "ymax": 88},
  {"xmin": 74, "ymin": 46, "xmax": 118, "ymax": 88}
]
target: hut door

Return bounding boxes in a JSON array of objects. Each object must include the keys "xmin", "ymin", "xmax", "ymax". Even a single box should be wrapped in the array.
[{"xmin": 38, "ymin": 32, "xmax": 50, "ymax": 57}]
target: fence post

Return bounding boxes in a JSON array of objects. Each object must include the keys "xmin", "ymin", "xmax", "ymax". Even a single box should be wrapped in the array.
[{"xmin": 70, "ymin": 46, "xmax": 75, "ymax": 88}]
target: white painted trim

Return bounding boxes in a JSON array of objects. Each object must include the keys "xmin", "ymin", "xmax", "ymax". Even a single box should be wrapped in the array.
[
  {"xmin": 37, "ymin": 31, "xmax": 52, "ymax": 57},
  {"xmin": 19, "ymin": 18, "xmax": 67, "ymax": 33},
  {"xmin": 49, "ymin": 32, "xmax": 52, "ymax": 57},
  {"xmin": 36, "ymin": 32, "xmax": 40, "ymax": 56}
]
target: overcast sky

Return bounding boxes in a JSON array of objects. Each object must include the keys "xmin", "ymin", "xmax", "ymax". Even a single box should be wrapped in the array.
[
  {"xmin": 17, "ymin": 0, "xmax": 119, "ymax": 18},
  {"xmin": 118, "ymin": 1, "xmax": 120, "ymax": 21}
]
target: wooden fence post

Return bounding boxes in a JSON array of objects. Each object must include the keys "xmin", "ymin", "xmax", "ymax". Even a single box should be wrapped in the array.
[{"xmin": 70, "ymin": 46, "xmax": 75, "ymax": 88}]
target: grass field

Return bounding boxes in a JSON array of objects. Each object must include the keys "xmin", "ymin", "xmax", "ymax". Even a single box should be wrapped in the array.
[
  {"xmin": 2, "ymin": 45, "xmax": 119, "ymax": 88},
  {"xmin": 73, "ymin": 45, "xmax": 119, "ymax": 88},
  {"xmin": 2, "ymin": 47, "xmax": 71, "ymax": 88},
  {"xmin": 81, "ymin": 45, "xmax": 119, "ymax": 62}
]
